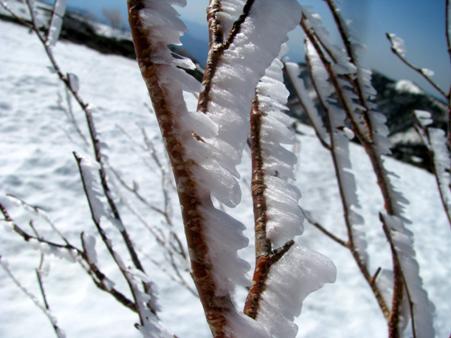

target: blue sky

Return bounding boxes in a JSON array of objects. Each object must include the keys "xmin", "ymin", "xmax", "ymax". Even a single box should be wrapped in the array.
[{"xmin": 61, "ymin": 0, "xmax": 449, "ymax": 97}]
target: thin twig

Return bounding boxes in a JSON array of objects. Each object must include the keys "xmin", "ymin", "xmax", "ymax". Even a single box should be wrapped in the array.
[
  {"xmin": 302, "ymin": 210, "xmax": 348, "ymax": 248},
  {"xmin": 386, "ymin": 33, "xmax": 448, "ymax": 99},
  {"xmin": 23, "ymin": 0, "xmax": 146, "ymax": 277},
  {"xmin": 198, "ymin": 0, "xmax": 256, "ymax": 112}
]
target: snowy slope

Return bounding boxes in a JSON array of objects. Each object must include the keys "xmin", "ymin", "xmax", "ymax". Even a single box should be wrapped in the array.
[{"xmin": 0, "ymin": 20, "xmax": 449, "ymax": 338}]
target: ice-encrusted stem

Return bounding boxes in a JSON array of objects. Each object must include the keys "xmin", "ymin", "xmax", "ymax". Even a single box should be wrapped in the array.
[
  {"xmin": 302, "ymin": 8, "xmax": 435, "ymax": 338},
  {"xmin": 207, "ymin": 0, "xmax": 224, "ymax": 46},
  {"xmin": 74, "ymin": 154, "xmax": 167, "ymax": 337},
  {"xmin": 0, "ymin": 200, "xmax": 137, "ymax": 313},
  {"xmin": 128, "ymin": 2, "xmax": 239, "ymax": 336},
  {"xmin": 301, "ymin": 43, "xmax": 390, "ymax": 319},
  {"xmin": 129, "ymin": 0, "xmax": 303, "ymax": 335},
  {"xmin": 386, "ymin": 31, "xmax": 451, "ymax": 149},
  {"xmin": 414, "ymin": 111, "xmax": 451, "ymax": 225},
  {"xmin": 198, "ymin": 0, "xmax": 255, "ymax": 112},
  {"xmin": 386, "ymin": 33, "xmax": 447, "ymax": 99},
  {"xmin": 249, "ymin": 99, "xmax": 271, "ymax": 259},
  {"xmin": 243, "ymin": 55, "xmax": 336, "ymax": 336},
  {"xmin": 244, "ymin": 101, "xmax": 294, "ymax": 315}
]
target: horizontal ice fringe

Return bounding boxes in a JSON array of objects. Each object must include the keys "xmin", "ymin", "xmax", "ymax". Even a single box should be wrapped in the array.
[
  {"xmin": 257, "ymin": 245, "xmax": 337, "ymax": 338},
  {"xmin": 285, "ymin": 62, "xmax": 329, "ymax": 144},
  {"xmin": 256, "ymin": 54, "xmax": 306, "ymax": 248},
  {"xmin": 137, "ymin": 0, "xmax": 252, "ymax": 297},
  {"xmin": 305, "ymin": 39, "xmax": 368, "ymax": 263}
]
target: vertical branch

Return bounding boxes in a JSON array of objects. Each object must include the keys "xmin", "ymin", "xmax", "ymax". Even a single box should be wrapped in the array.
[
  {"xmin": 303, "ymin": 48, "xmax": 390, "ymax": 319},
  {"xmin": 198, "ymin": 0, "xmax": 256, "ymax": 112},
  {"xmin": 301, "ymin": 13, "xmax": 404, "ymax": 334},
  {"xmin": 250, "ymin": 99, "xmax": 271, "ymax": 259},
  {"xmin": 128, "ymin": 2, "xmax": 237, "ymax": 336},
  {"xmin": 207, "ymin": 0, "xmax": 224, "ymax": 47}
]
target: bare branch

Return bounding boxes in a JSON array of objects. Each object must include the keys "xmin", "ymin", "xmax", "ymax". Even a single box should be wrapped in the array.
[{"xmin": 302, "ymin": 209, "xmax": 348, "ymax": 248}]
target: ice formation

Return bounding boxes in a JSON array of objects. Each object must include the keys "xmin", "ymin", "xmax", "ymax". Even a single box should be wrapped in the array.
[
  {"xmin": 257, "ymin": 245, "xmax": 336, "ymax": 338},
  {"xmin": 303, "ymin": 9, "xmax": 435, "ymax": 336},
  {"xmin": 249, "ymin": 52, "xmax": 336, "ymax": 336},
  {"xmin": 46, "ymin": 0, "xmax": 67, "ymax": 47},
  {"xmin": 304, "ymin": 38, "xmax": 368, "ymax": 264}
]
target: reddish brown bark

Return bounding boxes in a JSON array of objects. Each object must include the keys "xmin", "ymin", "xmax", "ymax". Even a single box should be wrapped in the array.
[
  {"xmin": 128, "ymin": 2, "xmax": 236, "ymax": 336},
  {"xmin": 243, "ymin": 100, "xmax": 295, "ymax": 319}
]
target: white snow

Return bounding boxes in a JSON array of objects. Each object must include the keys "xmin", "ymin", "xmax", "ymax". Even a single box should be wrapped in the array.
[
  {"xmin": 395, "ymin": 79, "xmax": 423, "ymax": 94},
  {"xmin": 0, "ymin": 19, "xmax": 450, "ymax": 338}
]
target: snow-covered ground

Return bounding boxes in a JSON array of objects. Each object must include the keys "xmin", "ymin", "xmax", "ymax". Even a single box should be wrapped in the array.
[{"xmin": 0, "ymin": 20, "xmax": 449, "ymax": 338}]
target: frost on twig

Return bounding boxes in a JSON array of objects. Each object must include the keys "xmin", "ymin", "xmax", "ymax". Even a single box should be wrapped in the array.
[
  {"xmin": 386, "ymin": 33, "xmax": 448, "ymax": 99},
  {"xmin": 128, "ymin": 0, "xmax": 303, "ymax": 335},
  {"xmin": 244, "ymin": 52, "xmax": 336, "ymax": 336},
  {"xmin": 301, "ymin": 4, "xmax": 435, "ymax": 336},
  {"xmin": 414, "ymin": 110, "xmax": 451, "ymax": 224},
  {"xmin": 285, "ymin": 62, "xmax": 330, "ymax": 148}
]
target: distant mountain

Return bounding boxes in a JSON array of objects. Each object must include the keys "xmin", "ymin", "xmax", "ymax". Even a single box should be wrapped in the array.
[
  {"xmin": 2, "ymin": 3, "xmax": 444, "ymax": 171},
  {"xmin": 286, "ymin": 64, "xmax": 447, "ymax": 171},
  {"xmin": 182, "ymin": 20, "xmax": 208, "ymax": 67}
]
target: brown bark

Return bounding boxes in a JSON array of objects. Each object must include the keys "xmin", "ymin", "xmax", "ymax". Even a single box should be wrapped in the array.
[
  {"xmin": 128, "ymin": 2, "xmax": 236, "ymax": 336},
  {"xmin": 198, "ymin": 0, "xmax": 256, "ymax": 112},
  {"xmin": 243, "ymin": 100, "xmax": 294, "ymax": 319}
]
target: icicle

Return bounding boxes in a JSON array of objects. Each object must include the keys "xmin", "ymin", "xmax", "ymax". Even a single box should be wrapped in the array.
[
  {"xmin": 46, "ymin": 0, "xmax": 67, "ymax": 47},
  {"xmin": 67, "ymin": 73, "xmax": 79, "ymax": 92},
  {"xmin": 414, "ymin": 110, "xmax": 433, "ymax": 128},
  {"xmin": 81, "ymin": 233, "xmax": 98, "ymax": 264},
  {"xmin": 215, "ymin": 0, "xmax": 246, "ymax": 37}
]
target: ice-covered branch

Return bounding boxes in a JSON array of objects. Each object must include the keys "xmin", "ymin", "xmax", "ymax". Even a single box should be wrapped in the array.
[
  {"xmin": 299, "ymin": 38, "xmax": 390, "ymax": 318},
  {"xmin": 302, "ymin": 6, "xmax": 435, "ymax": 337},
  {"xmin": 414, "ymin": 111, "xmax": 451, "ymax": 225},
  {"xmin": 386, "ymin": 33, "xmax": 448, "ymax": 99},
  {"xmin": 285, "ymin": 62, "xmax": 330, "ymax": 149},
  {"xmin": 243, "ymin": 54, "xmax": 336, "ymax": 335},
  {"xmin": 128, "ymin": 0, "xmax": 302, "ymax": 335}
]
